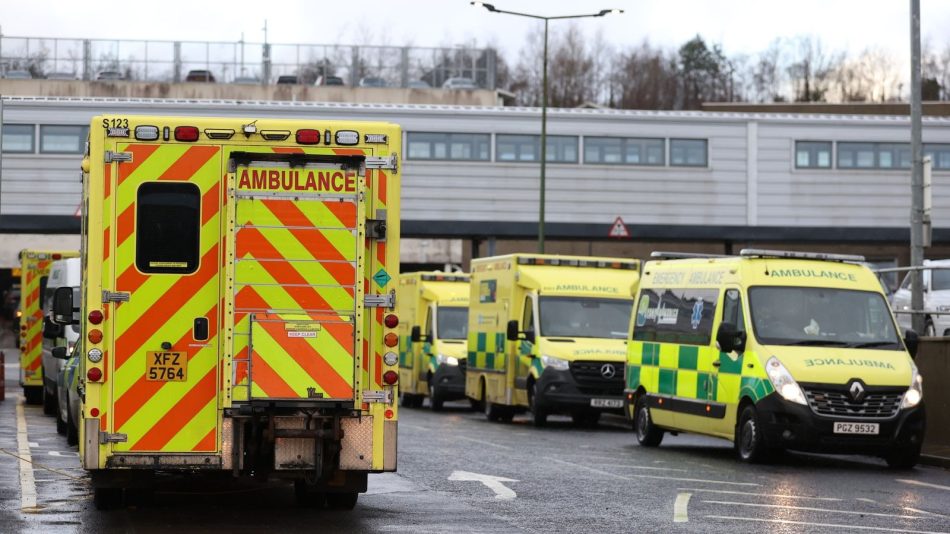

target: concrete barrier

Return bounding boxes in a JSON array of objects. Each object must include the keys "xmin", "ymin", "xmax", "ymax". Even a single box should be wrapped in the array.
[{"xmin": 917, "ymin": 338, "xmax": 950, "ymax": 466}]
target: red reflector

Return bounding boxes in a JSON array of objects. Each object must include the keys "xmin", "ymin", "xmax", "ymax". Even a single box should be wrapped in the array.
[
  {"xmin": 87, "ymin": 367, "xmax": 103, "ymax": 382},
  {"xmin": 384, "ymin": 409, "xmax": 394, "ymax": 419},
  {"xmin": 88, "ymin": 310, "xmax": 104, "ymax": 325},
  {"xmin": 88, "ymin": 329, "xmax": 103, "ymax": 344},
  {"xmin": 384, "ymin": 314, "xmax": 399, "ymax": 328},
  {"xmin": 174, "ymin": 126, "xmax": 200, "ymax": 142},
  {"xmin": 384, "ymin": 333, "xmax": 398, "ymax": 347},
  {"xmin": 52, "ymin": 253, "xmax": 62, "ymax": 260},
  {"xmin": 382, "ymin": 371, "xmax": 398, "ymax": 385},
  {"xmin": 90, "ymin": 407, "xmax": 100, "ymax": 417},
  {"xmin": 296, "ymin": 129, "xmax": 321, "ymax": 144}
]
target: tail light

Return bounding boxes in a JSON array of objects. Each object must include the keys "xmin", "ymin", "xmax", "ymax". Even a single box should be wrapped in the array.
[
  {"xmin": 52, "ymin": 254, "xmax": 62, "ymax": 260},
  {"xmin": 382, "ymin": 370, "xmax": 398, "ymax": 385},
  {"xmin": 88, "ymin": 310, "xmax": 104, "ymax": 325},
  {"xmin": 87, "ymin": 367, "xmax": 103, "ymax": 382},
  {"xmin": 296, "ymin": 129, "xmax": 320, "ymax": 144},
  {"xmin": 384, "ymin": 333, "xmax": 398, "ymax": 347},
  {"xmin": 384, "ymin": 314, "xmax": 398, "ymax": 328},
  {"xmin": 174, "ymin": 126, "xmax": 199, "ymax": 142},
  {"xmin": 88, "ymin": 329, "xmax": 103, "ymax": 344}
]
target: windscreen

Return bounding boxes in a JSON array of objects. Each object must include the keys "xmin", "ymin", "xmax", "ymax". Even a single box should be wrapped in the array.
[
  {"xmin": 539, "ymin": 296, "xmax": 632, "ymax": 339},
  {"xmin": 931, "ymin": 268, "xmax": 950, "ymax": 291},
  {"xmin": 437, "ymin": 306, "xmax": 468, "ymax": 340},
  {"xmin": 749, "ymin": 286, "xmax": 901, "ymax": 349}
]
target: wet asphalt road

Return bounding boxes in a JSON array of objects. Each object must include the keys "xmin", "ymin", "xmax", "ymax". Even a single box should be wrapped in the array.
[{"xmin": 2, "ymin": 355, "xmax": 950, "ymax": 534}]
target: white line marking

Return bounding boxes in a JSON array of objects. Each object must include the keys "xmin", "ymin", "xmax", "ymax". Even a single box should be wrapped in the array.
[
  {"xmin": 457, "ymin": 436, "xmax": 513, "ymax": 450},
  {"xmin": 703, "ymin": 499, "xmax": 927, "ymax": 520},
  {"xmin": 678, "ymin": 487, "xmax": 842, "ymax": 501},
  {"xmin": 705, "ymin": 515, "xmax": 949, "ymax": 534},
  {"xmin": 547, "ymin": 458, "xmax": 759, "ymax": 487},
  {"xmin": 16, "ymin": 397, "xmax": 38, "ymax": 511},
  {"xmin": 28, "ymin": 442, "xmax": 38, "ymax": 448},
  {"xmin": 897, "ymin": 479, "xmax": 950, "ymax": 492},
  {"xmin": 448, "ymin": 470, "xmax": 517, "ymax": 500},
  {"xmin": 905, "ymin": 507, "xmax": 950, "ymax": 519},
  {"xmin": 47, "ymin": 451, "xmax": 80, "ymax": 457},
  {"xmin": 857, "ymin": 498, "xmax": 877, "ymax": 503},
  {"xmin": 673, "ymin": 492, "xmax": 691, "ymax": 523},
  {"xmin": 591, "ymin": 463, "xmax": 688, "ymax": 473}
]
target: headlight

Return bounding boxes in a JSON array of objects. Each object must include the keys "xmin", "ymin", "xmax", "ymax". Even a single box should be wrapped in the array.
[
  {"xmin": 765, "ymin": 356, "xmax": 806, "ymax": 405},
  {"xmin": 436, "ymin": 354, "xmax": 459, "ymax": 366},
  {"xmin": 902, "ymin": 365, "xmax": 923, "ymax": 409},
  {"xmin": 540, "ymin": 354, "xmax": 570, "ymax": 371}
]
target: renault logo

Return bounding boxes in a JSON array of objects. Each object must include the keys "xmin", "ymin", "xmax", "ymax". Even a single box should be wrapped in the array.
[
  {"xmin": 848, "ymin": 380, "xmax": 866, "ymax": 403},
  {"xmin": 600, "ymin": 364, "xmax": 617, "ymax": 379}
]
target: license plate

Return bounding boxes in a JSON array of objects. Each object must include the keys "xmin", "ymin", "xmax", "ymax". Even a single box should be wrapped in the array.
[
  {"xmin": 833, "ymin": 422, "xmax": 879, "ymax": 435},
  {"xmin": 590, "ymin": 398, "xmax": 623, "ymax": 408},
  {"xmin": 146, "ymin": 351, "xmax": 187, "ymax": 382}
]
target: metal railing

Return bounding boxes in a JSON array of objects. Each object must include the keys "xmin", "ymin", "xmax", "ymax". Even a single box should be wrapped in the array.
[{"xmin": 0, "ymin": 34, "xmax": 497, "ymax": 89}]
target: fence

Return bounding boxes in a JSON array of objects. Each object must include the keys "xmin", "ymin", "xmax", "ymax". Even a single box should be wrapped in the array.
[{"xmin": 0, "ymin": 35, "xmax": 497, "ymax": 89}]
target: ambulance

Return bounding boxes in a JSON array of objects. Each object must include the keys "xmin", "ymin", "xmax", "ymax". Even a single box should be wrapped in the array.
[
  {"xmin": 466, "ymin": 254, "xmax": 639, "ymax": 426},
  {"xmin": 51, "ymin": 115, "xmax": 401, "ymax": 509},
  {"xmin": 625, "ymin": 250, "xmax": 925, "ymax": 467},
  {"xmin": 396, "ymin": 272, "xmax": 470, "ymax": 411},
  {"xmin": 17, "ymin": 249, "xmax": 79, "ymax": 405}
]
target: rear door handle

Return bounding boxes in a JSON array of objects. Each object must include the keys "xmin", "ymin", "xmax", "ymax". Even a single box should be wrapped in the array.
[{"xmin": 712, "ymin": 361, "xmax": 721, "ymax": 367}]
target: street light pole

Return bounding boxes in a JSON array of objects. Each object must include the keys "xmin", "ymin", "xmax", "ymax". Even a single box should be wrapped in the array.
[
  {"xmin": 471, "ymin": 2, "xmax": 623, "ymax": 254},
  {"xmin": 910, "ymin": 0, "xmax": 925, "ymax": 333}
]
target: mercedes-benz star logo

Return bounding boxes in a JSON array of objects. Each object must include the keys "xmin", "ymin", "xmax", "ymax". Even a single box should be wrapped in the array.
[
  {"xmin": 848, "ymin": 380, "xmax": 866, "ymax": 403},
  {"xmin": 600, "ymin": 364, "xmax": 617, "ymax": 379}
]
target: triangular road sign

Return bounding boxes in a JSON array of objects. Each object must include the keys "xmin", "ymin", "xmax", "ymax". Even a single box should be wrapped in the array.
[{"xmin": 609, "ymin": 216, "xmax": 630, "ymax": 238}]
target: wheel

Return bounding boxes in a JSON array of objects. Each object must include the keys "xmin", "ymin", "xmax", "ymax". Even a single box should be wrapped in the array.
[
  {"xmin": 325, "ymin": 491, "xmax": 358, "ymax": 510},
  {"xmin": 483, "ymin": 382, "xmax": 505, "ymax": 422},
  {"xmin": 572, "ymin": 412, "xmax": 601, "ymax": 428},
  {"xmin": 56, "ymin": 409, "xmax": 67, "ymax": 435},
  {"xmin": 529, "ymin": 381, "xmax": 547, "ymax": 427},
  {"xmin": 93, "ymin": 487, "xmax": 124, "ymax": 510},
  {"xmin": 925, "ymin": 319, "xmax": 936, "ymax": 337},
  {"xmin": 429, "ymin": 382, "xmax": 444, "ymax": 412},
  {"xmin": 42, "ymin": 384, "xmax": 57, "ymax": 416},
  {"xmin": 65, "ymin": 406, "xmax": 79, "ymax": 447},
  {"xmin": 735, "ymin": 404, "xmax": 777, "ymax": 463},
  {"xmin": 399, "ymin": 392, "xmax": 415, "ymax": 408},
  {"xmin": 885, "ymin": 442, "xmax": 922, "ymax": 469},
  {"xmin": 294, "ymin": 480, "xmax": 326, "ymax": 507},
  {"xmin": 24, "ymin": 386, "xmax": 42, "ymax": 405},
  {"xmin": 468, "ymin": 397, "xmax": 483, "ymax": 411},
  {"xmin": 634, "ymin": 396, "xmax": 664, "ymax": 447}
]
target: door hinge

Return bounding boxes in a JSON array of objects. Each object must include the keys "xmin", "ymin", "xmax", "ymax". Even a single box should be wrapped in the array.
[
  {"xmin": 368, "ymin": 209, "xmax": 387, "ymax": 241},
  {"xmin": 364, "ymin": 291, "xmax": 395, "ymax": 308},
  {"xmin": 104, "ymin": 151, "xmax": 133, "ymax": 163},
  {"xmin": 102, "ymin": 290, "xmax": 130, "ymax": 303},
  {"xmin": 99, "ymin": 432, "xmax": 127, "ymax": 444},
  {"xmin": 365, "ymin": 154, "xmax": 398, "ymax": 172},
  {"xmin": 362, "ymin": 390, "xmax": 394, "ymax": 404}
]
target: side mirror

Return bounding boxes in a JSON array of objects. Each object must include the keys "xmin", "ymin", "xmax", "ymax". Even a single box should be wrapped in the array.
[
  {"xmin": 52, "ymin": 346, "xmax": 69, "ymax": 360},
  {"xmin": 506, "ymin": 320, "xmax": 520, "ymax": 341},
  {"xmin": 716, "ymin": 322, "xmax": 746, "ymax": 354},
  {"xmin": 524, "ymin": 329, "xmax": 536, "ymax": 344},
  {"xmin": 411, "ymin": 326, "xmax": 430, "ymax": 343},
  {"xmin": 43, "ymin": 316, "xmax": 64, "ymax": 339},
  {"xmin": 51, "ymin": 286, "xmax": 76, "ymax": 325},
  {"xmin": 904, "ymin": 329, "xmax": 919, "ymax": 359}
]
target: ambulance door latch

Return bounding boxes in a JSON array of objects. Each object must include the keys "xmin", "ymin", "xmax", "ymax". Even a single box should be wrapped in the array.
[
  {"xmin": 364, "ymin": 291, "xmax": 395, "ymax": 308},
  {"xmin": 102, "ymin": 290, "xmax": 130, "ymax": 303},
  {"xmin": 99, "ymin": 432, "xmax": 128, "ymax": 444},
  {"xmin": 364, "ymin": 154, "xmax": 398, "ymax": 172},
  {"xmin": 362, "ymin": 390, "xmax": 393, "ymax": 404},
  {"xmin": 104, "ymin": 151, "xmax": 133, "ymax": 163}
]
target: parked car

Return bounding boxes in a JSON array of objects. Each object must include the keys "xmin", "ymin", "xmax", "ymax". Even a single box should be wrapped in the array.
[
  {"xmin": 3, "ymin": 70, "xmax": 33, "ymax": 80},
  {"xmin": 55, "ymin": 346, "xmax": 80, "ymax": 445},
  {"xmin": 315, "ymin": 75, "xmax": 345, "ymax": 86},
  {"xmin": 40, "ymin": 258, "xmax": 80, "ymax": 416},
  {"xmin": 96, "ymin": 70, "xmax": 124, "ymax": 81},
  {"xmin": 185, "ymin": 69, "xmax": 216, "ymax": 82},
  {"xmin": 408, "ymin": 80, "xmax": 431, "ymax": 89},
  {"xmin": 358, "ymin": 77, "xmax": 388, "ymax": 88},
  {"xmin": 47, "ymin": 72, "xmax": 78, "ymax": 80},
  {"xmin": 276, "ymin": 74, "xmax": 299, "ymax": 85},
  {"xmin": 442, "ymin": 77, "xmax": 478, "ymax": 90},
  {"xmin": 233, "ymin": 76, "xmax": 261, "ymax": 84},
  {"xmin": 891, "ymin": 259, "xmax": 950, "ymax": 336}
]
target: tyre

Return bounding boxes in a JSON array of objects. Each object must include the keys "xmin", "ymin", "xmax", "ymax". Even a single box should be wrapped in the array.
[
  {"xmin": 93, "ymin": 487, "xmax": 124, "ymax": 510},
  {"xmin": 529, "ymin": 381, "xmax": 547, "ymax": 427},
  {"xmin": 483, "ymin": 382, "xmax": 505, "ymax": 422},
  {"xmin": 42, "ymin": 385, "xmax": 57, "ymax": 416},
  {"xmin": 23, "ymin": 386, "xmax": 42, "ymax": 405},
  {"xmin": 468, "ymin": 397, "xmax": 483, "ymax": 411},
  {"xmin": 294, "ymin": 480, "xmax": 326, "ymax": 507},
  {"xmin": 429, "ymin": 382, "xmax": 444, "ymax": 412},
  {"xmin": 885, "ymin": 442, "xmax": 922, "ymax": 469},
  {"xmin": 65, "ymin": 407, "xmax": 79, "ymax": 447},
  {"xmin": 399, "ymin": 392, "xmax": 415, "ymax": 408},
  {"xmin": 634, "ymin": 396, "xmax": 664, "ymax": 447},
  {"xmin": 735, "ymin": 404, "xmax": 777, "ymax": 463},
  {"xmin": 325, "ymin": 491, "xmax": 358, "ymax": 510},
  {"xmin": 56, "ymin": 409, "xmax": 67, "ymax": 435}
]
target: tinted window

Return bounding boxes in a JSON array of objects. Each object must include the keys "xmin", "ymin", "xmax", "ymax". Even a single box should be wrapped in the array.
[
  {"xmin": 437, "ymin": 306, "xmax": 468, "ymax": 340},
  {"xmin": 670, "ymin": 139, "xmax": 708, "ymax": 167},
  {"xmin": 585, "ymin": 137, "xmax": 664, "ymax": 165},
  {"xmin": 2, "ymin": 124, "xmax": 35, "ymax": 153},
  {"xmin": 496, "ymin": 134, "xmax": 578, "ymax": 163},
  {"xmin": 838, "ymin": 142, "xmax": 910, "ymax": 170},
  {"xmin": 136, "ymin": 182, "xmax": 201, "ymax": 274},
  {"xmin": 795, "ymin": 141, "xmax": 832, "ymax": 169},
  {"xmin": 40, "ymin": 125, "xmax": 89, "ymax": 154},
  {"xmin": 931, "ymin": 269, "xmax": 950, "ymax": 291},
  {"xmin": 406, "ymin": 132, "xmax": 491, "ymax": 161},
  {"xmin": 924, "ymin": 143, "xmax": 950, "ymax": 170},
  {"xmin": 633, "ymin": 288, "xmax": 719, "ymax": 345}
]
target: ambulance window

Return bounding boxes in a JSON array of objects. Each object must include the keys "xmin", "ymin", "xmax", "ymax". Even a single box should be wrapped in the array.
[
  {"xmin": 136, "ymin": 182, "xmax": 201, "ymax": 274},
  {"xmin": 522, "ymin": 296, "xmax": 534, "ymax": 334},
  {"xmin": 424, "ymin": 306, "xmax": 434, "ymax": 341},
  {"xmin": 722, "ymin": 289, "xmax": 745, "ymax": 333}
]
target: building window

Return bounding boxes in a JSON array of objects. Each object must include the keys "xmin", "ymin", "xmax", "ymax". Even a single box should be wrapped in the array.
[
  {"xmin": 406, "ymin": 132, "xmax": 490, "ymax": 161},
  {"xmin": 584, "ymin": 137, "xmax": 665, "ymax": 165},
  {"xmin": 40, "ymin": 125, "xmax": 89, "ymax": 154},
  {"xmin": 2, "ymin": 124, "xmax": 35, "ymax": 153},
  {"xmin": 670, "ymin": 139, "xmax": 708, "ymax": 167},
  {"xmin": 924, "ymin": 144, "xmax": 950, "ymax": 170},
  {"xmin": 795, "ymin": 141, "xmax": 832, "ymax": 169},
  {"xmin": 496, "ymin": 134, "xmax": 578, "ymax": 163},
  {"xmin": 837, "ymin": 142, "xmax": 911, "ymax": 170},
  {"xmin": 136, "ymin": 182, "xmax": 201, "ymax": 274}
]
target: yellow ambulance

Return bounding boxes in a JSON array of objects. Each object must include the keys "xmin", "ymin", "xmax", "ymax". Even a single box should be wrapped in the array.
[
  {"xmin": 51, "ymin": 114, "xmax": 401, "ymax": 509},
  {"xmin": 397, "ymin": 272, "xmax": 470, "ymax": 410},
  {"xmin": 466, "ymin": 254, "xmax": 639, "ymax": 426},
  {"xmin": 625, "ymin": 249, "xmax": 925, "ymax": 467}
]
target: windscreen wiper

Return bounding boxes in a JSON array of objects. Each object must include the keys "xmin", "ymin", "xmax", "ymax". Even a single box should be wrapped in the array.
[
  {"xmin": 783, "ymin": 340, "xmax": 850, "ymax": 346},
  {"xmin": 848, "ymin": 341, "xmax": 900, "ymax": 349}
]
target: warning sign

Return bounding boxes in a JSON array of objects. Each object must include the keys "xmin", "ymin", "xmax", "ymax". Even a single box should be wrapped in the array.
[{"xmin": 609, "ymin": 217, "xmax": 630, "ymax": 239}]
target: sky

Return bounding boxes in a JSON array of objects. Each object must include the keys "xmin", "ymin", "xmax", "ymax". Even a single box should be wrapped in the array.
[{"xmin": 2, "ymin": 0, "xmax": 950, "ymax": 64}]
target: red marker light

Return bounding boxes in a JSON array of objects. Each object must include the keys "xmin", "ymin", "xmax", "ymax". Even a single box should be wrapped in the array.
[
  {"xmin": 88, "ymin": 329, "xmax": 103, "ymax": 344},
  {"xmin": 382, "ymin": 370, "xmax": 398, "ymax": 385},
  {"xmin": 296, "ymin": 129, "xmax": 321, "ymax": 145},
  {"xmin": 52, "ymin": 254, "xmax": 62, "ymax": 260},
  {"xmin": 90, "ymin": 408, "xmax": 100, "ymax": 417},
  {"xmin": 174, "ymin": 126, "xmax": 199, "ymax": 142},
  {"xmin": 384, "ymin": 333, "xmax": 398, "ymax": 347},
  {"xmin": 88, "ymin": 310, "xmax": 104, "ymax": 325},
  {"xmin": 384, "ymin": 314, "xmax": 399, "ymax": 328},
  {"xmin": 384, "ymin": 409, "xmax": 394, "ymax": 419},
  {"xmin": 87, "ymin": 367, "xmax": 103, "ymax": 382}
]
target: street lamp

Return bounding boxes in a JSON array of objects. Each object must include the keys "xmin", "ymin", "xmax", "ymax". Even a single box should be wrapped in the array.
[{"xmin": 471, "ymin": 2, "xmax": 623, "ymax": 253}]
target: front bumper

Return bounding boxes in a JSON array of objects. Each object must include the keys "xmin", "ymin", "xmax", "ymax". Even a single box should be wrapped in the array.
[
  {"xmin": 535, "ymin": 366, "xmax": 624, "ymax": 415},
  {"xmin": 431, "ymin": 363, "xmax": 466, "ymax": 400},
  {"xmin": 756, "ymin": 393, "xmax": 926, "ymax": 454}
]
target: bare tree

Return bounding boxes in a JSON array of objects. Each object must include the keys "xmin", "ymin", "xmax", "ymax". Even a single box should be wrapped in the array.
[
  {"xmin": 611, "ymin": 40, "xmax": 679, "ymax": 109},
  {"xmin": 786, "ymin": 36, "xmax": 839, "ymax": 102},
  {"xmin": 751, "ymin": 39, "xmax": 785, "ymax": 102}
]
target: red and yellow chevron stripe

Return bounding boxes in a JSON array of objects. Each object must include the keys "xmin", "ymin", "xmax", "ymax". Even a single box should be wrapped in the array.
[{"xmin": 19, "ymin": 251, "xmax": 78, "ymax": 388}]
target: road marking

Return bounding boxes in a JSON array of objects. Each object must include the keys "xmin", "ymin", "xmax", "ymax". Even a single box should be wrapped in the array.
[
  {"xmin": 857, "ymin": 498, "xmax": 877, "ymax": 503},
  {"xmin": 47, "ymin": 451, "xmax": 80, "ymax": 457},
  {"xmin": 28, "ymin": 442, "xmax": 38, "ymax": 448},
  {"xmin": 705, "ymin": 515, "xmax": 948, "ymax": 534},
  {"xmin": 16, "ymin": 397, "xmax": 38, "ymax": 511},
  {"xmin": 591, "ymin": 463, "xmax": 688, "ymax": 473},
  {"xmin": 678, "ymin": 487, "xmax": 842, "ymax": 501},
  {"xmin": 905, "ymin": 507, "xmax": 950, "ymax": 519},
  {"xmin": 457, "ymin": 436, "xmax": 513, "ymax": 450},
  {"xmin": 703, "ymin": 499, "xmax": 927, "ymax": 520},
  {"xmin": 547, "ymin": 458, "xmax": 759, "ymax": 487},
  {"xmin": 673, "ymin": 492, "xmax": 691, "ymax": 523},
  {"xmin": 897, "ymin": 479, "xmax": 950, "ymax": 492},
  {"xmin": 448, "ymin": 470, "xmax": 518, "ymax": 500}
]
